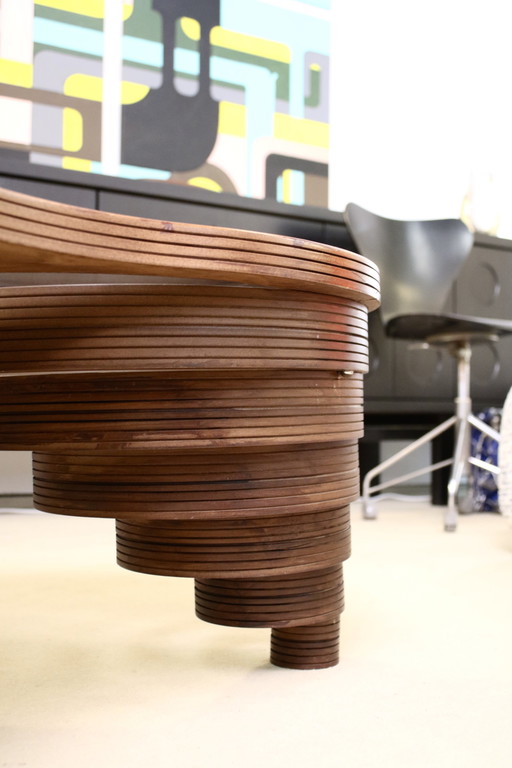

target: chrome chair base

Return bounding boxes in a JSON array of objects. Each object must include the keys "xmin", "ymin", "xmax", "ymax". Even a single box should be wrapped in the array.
[{"xmin": 362, "ymin": 341, "xmax": 500, "ymax": 531}]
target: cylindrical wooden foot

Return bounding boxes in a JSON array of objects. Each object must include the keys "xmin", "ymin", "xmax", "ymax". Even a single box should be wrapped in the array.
[
  {"xmin": 195, "ymin": 567, "xmax": 344, "ymax": 667},
  {"xmin": 271, "ymin": 619, "xmax": 340, "ymax": 669}
]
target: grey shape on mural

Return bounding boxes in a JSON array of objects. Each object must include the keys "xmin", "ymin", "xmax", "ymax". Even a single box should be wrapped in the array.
[
  {"xmin": 121, "ymin": 0, "xmax": 220, "ymax": 172},
  {"xmin": 32, "ymin": 104, "xmax": 63, "ymax": 149},
  {"xmin": 210, "ymin": 83, "xmax": 245, "ymax": 106},
  {"xmin": 33, "ymin": 51, "xmax": 163, "ymax": 92},
  {"xmin": 29, "ymin": 151, "xmax": 63, "ymax": 168}
]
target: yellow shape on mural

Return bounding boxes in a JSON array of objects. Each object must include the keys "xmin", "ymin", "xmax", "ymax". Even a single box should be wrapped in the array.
[
  {"xmin": 181, "ymin": 17, "xmax": 201, "ymax": 41},
  {"xmin": 281, "ymin": 169, "xmax": 293, "ymax": 205},
  {"xmin": 218, "ymin": 102, "xmax": 246, "ymax": 137},
  {"xmin": 62, "ymin": 107, "xmax": 83, "ymax": 152},
  {"xmin": 187, "ymin": 177, "xmax": 222, "ymax": 193},
  {"xmin": 210, "ymin": 26, "xmax": 290, "ymax": 63},
  {"xmin": 35, "ymin": 1, "xmax": 134, "ymax": 20},
  {"xmin": 63, "ymin": 157, "xmax": 92, "ymax": 172},
  {"xmin": 274, "ymin": 114, "xmax": 329, "ymax": 148},
  {"xmin": 64, "ymin": 74, "xmax": 149, "ymax": 105},
  {"xmin": 0, "ymin": 59, "xmax": 33, "ymax": 88}
]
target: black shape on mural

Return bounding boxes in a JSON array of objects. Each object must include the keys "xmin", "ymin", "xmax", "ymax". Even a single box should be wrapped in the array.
[
  {"xmin": 121, "ymin": 0, "xmax": 220, "ymax": 172},
  {"xmin": 0, "ymin": 147, "xmax": 30, "ymax": 164},
  {"xmin": 265, "ymin": 155, "xmax": 328, "ymax": 201}
]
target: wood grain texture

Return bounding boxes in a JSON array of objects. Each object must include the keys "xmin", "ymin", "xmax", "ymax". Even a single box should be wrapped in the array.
[
  {"xmin": 32, "ymin": 444, "xmax": 360, "ymax": 520},
  {"xmin": 0, "ymin": 371, "xmax": 364, "ymax": 450},
  {"xmin": 0, "ymin": 187, "xmax": 380, "ymax": 308},
  {"xmin": 0, "ymin": 284, "xmax": 368, "ymax": 373},
  {"xmin": 0, "ymin": 188, "xmax": 380, "ymax": 669}
]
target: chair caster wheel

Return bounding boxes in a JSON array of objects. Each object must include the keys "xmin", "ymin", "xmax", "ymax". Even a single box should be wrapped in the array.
[{"xmin": 362, "ymin": 501, "xmax": 377, "ymax": 520}]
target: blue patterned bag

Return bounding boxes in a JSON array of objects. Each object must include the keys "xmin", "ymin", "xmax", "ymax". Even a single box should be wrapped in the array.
[{"xmin": 471, "ymin": 408, "xmax": 501, "ymax": 512}]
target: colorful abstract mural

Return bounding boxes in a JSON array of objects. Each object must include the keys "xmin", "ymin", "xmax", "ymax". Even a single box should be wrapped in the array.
[{"xmin": 0, "ymin": 0, "xmax": 330, "ymax": 206}]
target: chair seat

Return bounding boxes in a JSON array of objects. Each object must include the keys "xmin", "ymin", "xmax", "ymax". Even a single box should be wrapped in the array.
[{"xmin": 386, "ymin": 313, "xmax": 512, "ymax": 342}]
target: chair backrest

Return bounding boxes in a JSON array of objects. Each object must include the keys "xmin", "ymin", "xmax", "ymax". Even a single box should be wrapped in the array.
[{"xmin": 344, "ymin": 203, "xmax": 474, "ymax": 327}]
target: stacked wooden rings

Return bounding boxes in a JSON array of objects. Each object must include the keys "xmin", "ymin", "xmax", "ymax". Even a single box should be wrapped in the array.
[{"xmin": 0, "ymin": 188, "xmax": 379, "ymax": 669}]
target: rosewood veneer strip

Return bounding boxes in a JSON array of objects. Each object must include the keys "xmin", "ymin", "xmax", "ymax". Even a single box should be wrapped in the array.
[
  {"xmin": 116, "ymin": 529, "xmax": 351, "ymax": 562},
  {"xmin": 0, "ymin": 368, "xmax": 365, "ymax": 393},
  {"xmin": 116, "ymin": 546, "xmax": 350, "ymax": 575},
  {"xmin": 271, "ymin": 619, "xmax": 341, "ymax": 669},
  {"xmin": 33, "ymin": 464, "xmax": 360, "ymax": 486},
  {"xmin": 0, "ymin": 188, "xmax": 375, "ymax": 268},
  {"xmin": 0, "ymin": 190, "xmax": 380, "ymax": 308},
  {"xmin": 0, "ymin": 193, "xmax": 380, "ymax": 282},
  {"xmin": 109, "ymin": 508, "xmax": 351, "ymax": 539},
  {"xmin": 0, "ymin": 208, "xmax": 380, "ymax": 295},
  {"xmin": 0, "ymin": 287, "xmax": 369, "ymax": 372},
  {"xmin": 195, "ymin": 567, "xmax": 343, "ymax": 626},
  {"xmin": 35, "ymin": 492, "xmax": 360, "ymax": 521},
  {"xmin": 34, "ymin": 481, "xmax": 358, "ymax": 508},
  {"xmin": 0, "ymin": 202, "xmax": 381, "ymax": 285},
  {"xmin": 32, "ymin": 443, "xmax": 359, "ymax": 474}
]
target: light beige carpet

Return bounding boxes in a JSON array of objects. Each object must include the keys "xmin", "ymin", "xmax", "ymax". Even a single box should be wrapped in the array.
[{"xmin": 1, "ymin": 500, "xmax": 511, "ymax": 768}]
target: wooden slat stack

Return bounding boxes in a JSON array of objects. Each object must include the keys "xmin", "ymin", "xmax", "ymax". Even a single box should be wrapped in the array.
[{"xmin": 0, "ymin": 187, "xmax": 379, "ymax": 669}]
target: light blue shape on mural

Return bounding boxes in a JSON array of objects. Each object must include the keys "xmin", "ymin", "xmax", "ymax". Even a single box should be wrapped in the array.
[
  {"xmin": 90, "ymin": 161, "xmax": 171, "ymax": 180},
  {"xmin": 174, "ymin": 49, "xmax": 200, "ymax": 78},
  {"xmin": 33, "ymin": 17, "xmax": 105, "ymax": 57},
  {"xmin": 176, "ymin": 49, "xmax": 200, "ymax": 77},
  {"xmin": 220, "ymin": 0, "xmax": 329, "ymax": 119},
  {"xmin": 291, "ymin": 169, "xmax": 305, "ymax": 205},
  {"xmin": 276, "ymin": 175, "xmax": 283, "ymax": 203},
  {"xmin": 33, "ymin": 17, "xmax": 164, "ymax": 67},
  {"xmin": 122, "ymin": 35, "xmax": 163, "ymax": 67}
]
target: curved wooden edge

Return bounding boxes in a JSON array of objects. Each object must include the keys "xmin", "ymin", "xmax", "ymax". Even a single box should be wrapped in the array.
[{"xmin": 0, "ymin": 187, "xmax": 380, "ymax": 310}]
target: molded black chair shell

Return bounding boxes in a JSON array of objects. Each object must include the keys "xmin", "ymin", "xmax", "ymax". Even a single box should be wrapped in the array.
[
  {"xmin": 343, "ymin": 202, "xmax": 511, "ymax": 531},
  {"xmin": 344, "ymin": 203, "xmax": 512, "ymax": 341}
]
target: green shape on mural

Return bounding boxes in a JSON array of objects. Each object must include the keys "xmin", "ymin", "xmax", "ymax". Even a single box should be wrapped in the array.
[
  {"xmin": 123, "ymin": 0, "xmax": 163, "ymax": 42},
  {"xmin": 34, "ymin": 5, "xmax": 103, "ymax": 30},
  {"xmin": 305, "ymin": 66, "xmax": 321, "ymax": 108}
]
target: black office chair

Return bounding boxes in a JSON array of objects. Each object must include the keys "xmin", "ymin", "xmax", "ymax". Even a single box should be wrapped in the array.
[{"xmin": 344, "ymin": 203, "xmax": 512, "ymax": 531}]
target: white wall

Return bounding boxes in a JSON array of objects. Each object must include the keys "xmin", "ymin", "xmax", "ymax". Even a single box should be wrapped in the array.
[
  {"xmin": 329, "ymin": 0, "xmax": 512, "ymax": 236},
  {"xmin": 0, "ymin": 452, "xmax": 32, "ymax": 494}
]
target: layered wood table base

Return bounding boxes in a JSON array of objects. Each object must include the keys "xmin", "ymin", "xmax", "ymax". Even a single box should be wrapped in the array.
[
  {"xmin": 29, "ymin": 428, "xmax": 356, "ymax": 670},
  {"xmin": 0, "ymin": 188, "xmax": 380, "ymax": 669}
]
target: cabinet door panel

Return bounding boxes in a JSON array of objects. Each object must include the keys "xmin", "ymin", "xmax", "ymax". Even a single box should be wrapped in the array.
[
  {"xmin": 0, "ymin": 177, "xmax": 95, "ymax": 208},
  {"xmin": 456, "ymin": 243, "xmax": 512, "ymax": 319},
  {"xmin": 99, "ymin": 191, "xmax": 323, "ymax": 241},
  {"xmin": 364, "ymin": 312, "xmax": 394, "ymax": 399},
  {"xmin": 394, "ymin": 340, "xmax": 456, "ymax": 400}
]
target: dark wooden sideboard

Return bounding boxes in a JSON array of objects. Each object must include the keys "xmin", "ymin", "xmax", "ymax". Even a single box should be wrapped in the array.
[{"xmin": 2, "ymin": 159, "xmax": 511, "ymax": 488}]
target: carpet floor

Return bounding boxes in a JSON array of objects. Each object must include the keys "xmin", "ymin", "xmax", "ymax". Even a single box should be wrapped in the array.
[{"xmin": 1, "ymin": 499, "xmax": 511, "ymax": 768}]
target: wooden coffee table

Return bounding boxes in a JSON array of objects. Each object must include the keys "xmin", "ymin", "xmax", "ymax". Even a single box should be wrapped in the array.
[{"xmin": 0, "ymin": 188, "xmax": 379, "ymax": 669}]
